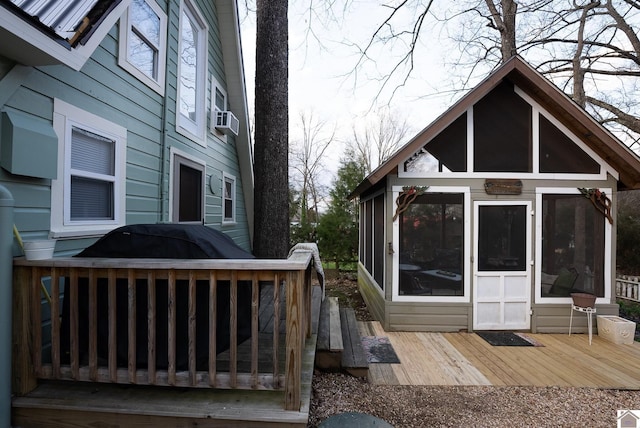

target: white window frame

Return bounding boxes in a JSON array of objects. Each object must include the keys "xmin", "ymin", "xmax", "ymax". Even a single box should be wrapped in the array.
[
  {"xmin": 169, "ymin": 147, "xmax": 206, "ymax": 223},
  {"xmin": 51, "ymin": 99, "xmax": 126, "ymax": 238},
  {"xmin": 210, "ymin": 76, "xmax": 229, "ymax": 142},
  {"xmin": 176, "ymin": 0, "xmax": 208, "ymax": 145},
  {"xmin": 534, "ymin": 187, "xmax": 612, "ymax": 305},
  {"xmin": 118, "ymin": 0, "xmax": 167, "ymax": 95},
  {"xmin": 222, "ymin": 172, "xmax": 236, "ymax": 224},
  {"xmin": 391, "ymin": 186, "xmax": 471, "ymax": 303}
]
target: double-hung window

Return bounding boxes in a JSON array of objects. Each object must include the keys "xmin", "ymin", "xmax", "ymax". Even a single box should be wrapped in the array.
[
  {"xmin": 176, "ymin": 0, "xmax": 207, "ymax": 144},
  {"xmin": 51, "ymin": 99, "xmax": 126, "ymax": 237},
  {"xmin": 211, "ymin": 77, "xmax": 229, "ymax": 141},
  {"xmin": 70, "ymin": 128, "xmax": 116, "ymax": 221},
  {"xmin": 223, "ymin": 172, "xmax": 236, "ymax": 223},
  {"xmin": 118, "ymin": 0, "xmax": 167, "ymax": 94}
]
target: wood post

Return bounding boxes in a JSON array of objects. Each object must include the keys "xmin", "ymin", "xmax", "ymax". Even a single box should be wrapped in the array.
[
  {"xmin": 12, "ymin": 266, "xmax": 37, "ymax": 395},
  {"xmin": 284, "ymin": 270, "xmax": 303, "ymax": 411}
]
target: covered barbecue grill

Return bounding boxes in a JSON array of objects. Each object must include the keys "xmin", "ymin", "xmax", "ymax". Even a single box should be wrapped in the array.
[{"xmin": 61, "ymin": 224, "xmax": 254, "ymax": 370}]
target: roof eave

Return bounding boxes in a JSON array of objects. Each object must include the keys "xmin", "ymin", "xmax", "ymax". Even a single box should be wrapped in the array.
[{"xmin": 216, "ymin": 0, "xmax": 254, "ymax": 244}]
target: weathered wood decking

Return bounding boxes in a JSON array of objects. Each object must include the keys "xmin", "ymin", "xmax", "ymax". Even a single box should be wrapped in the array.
[{"xmin": 361, "ymin": 321, "xmax": 640, "ymax": 389}]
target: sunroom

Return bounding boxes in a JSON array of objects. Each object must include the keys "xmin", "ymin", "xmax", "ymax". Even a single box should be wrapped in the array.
[{"xmin": 352, "ymin": 56, "xmax": 640, "ymax": 333}]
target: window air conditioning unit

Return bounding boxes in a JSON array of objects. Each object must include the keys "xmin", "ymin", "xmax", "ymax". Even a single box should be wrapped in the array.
[{"xmin": 215, "ymin": 111, "xmax": 239, "ymax": 136}]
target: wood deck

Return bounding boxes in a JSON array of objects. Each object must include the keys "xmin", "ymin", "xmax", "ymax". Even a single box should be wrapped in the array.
[{"xmin": 360, "ymin": 321, "xmax": 640, "ymax": 389}]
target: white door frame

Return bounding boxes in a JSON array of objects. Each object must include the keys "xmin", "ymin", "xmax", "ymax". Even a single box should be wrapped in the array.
[{"xmin": 473, "ymin": 201, "xmax": 532, "ymax": 330}]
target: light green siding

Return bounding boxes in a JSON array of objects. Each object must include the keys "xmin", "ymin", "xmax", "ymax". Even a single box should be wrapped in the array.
[{"xmin": 0, "ymin": 0, "xmax": 252, "ymax": 255}]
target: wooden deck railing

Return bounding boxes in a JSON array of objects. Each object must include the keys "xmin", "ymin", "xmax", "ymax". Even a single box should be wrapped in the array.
[
  {"xmin": 616, "ymin": 274, "xmax": 640, "ymax": 302},
  {"xmin": 12, "ymin": 249, "xmax": 315, "ymax": 411}
]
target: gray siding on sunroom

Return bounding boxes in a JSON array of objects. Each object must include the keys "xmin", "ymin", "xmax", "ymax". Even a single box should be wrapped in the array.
[{"xmin": 357, "ymin": 266, "xmax": 471, "ymax": 332}]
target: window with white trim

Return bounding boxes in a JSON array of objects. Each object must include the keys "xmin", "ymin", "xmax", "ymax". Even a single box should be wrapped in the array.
[
  {"xmin": 537, "ymin": 188, "xmax": 610, "ymax": 300},
  {"xmin": 223, "ymin": 172, "xmax": 236, "ymax": 223},
  {"xmin": 171, "ymin": 150, "xmax": 205, "ymax": 223},
  {"xmin": 391, "ymin": 186, "xmax": 471, "ymax": 303},
  {"xmin": 176, "ymin": 0, "xmax": 208, "ymax": 144},
  {"xmin": 118, "ymin": 0, "xmax": 167, "ymax": 94},
  {"xmin": 51, "ymin": 99, "xmax": 126, "ymax": 237},
  {"xmin": 212, "ymin": 78, "xmax": 227, "ymax": 113},
  {"xmin": 210, "ymin": 77, "xmax": 228, "ymax": 138}
]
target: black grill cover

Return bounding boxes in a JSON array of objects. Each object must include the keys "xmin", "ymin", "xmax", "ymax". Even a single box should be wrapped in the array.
[
  {"xmin": 76, "ymin": 223, "xmax": 254, "ymax": 259},
  {"xmin": 61, "ymin": 224, "xmax": 254, "ymax": 371}
]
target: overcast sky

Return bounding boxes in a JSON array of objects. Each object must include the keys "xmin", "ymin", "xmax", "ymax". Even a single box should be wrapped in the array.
[{"xmin": 238, "ymin": 2, "xmax": 457, "ymax": 171}]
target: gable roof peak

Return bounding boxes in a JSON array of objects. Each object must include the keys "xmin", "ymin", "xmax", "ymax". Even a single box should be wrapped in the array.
[{"xmin": 350, "ymin": 56, "xmax": 640, "ymax": 198}]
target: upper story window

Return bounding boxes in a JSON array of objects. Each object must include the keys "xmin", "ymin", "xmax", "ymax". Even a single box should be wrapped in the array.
[
  {"xmin": 223, "ymin": 172, "xmax": 236, "ymax": 223},
  {"xmin": 51, "ymin": 99, "xmax": 126, "ymax": 238},
  {"xmin": 118, "ymin": 0, "xmax": 167, "ymax": 94},
  {"xmin": 213, "ymin": 81, "xmax": 227, "ymax": 113},
  {"xmin": 176, "ymin": 0, "xmax": 208, "ymax": 145},
  {"xmin": 211, "ymin": 77, "xmax": 229, "ymax": 140}
]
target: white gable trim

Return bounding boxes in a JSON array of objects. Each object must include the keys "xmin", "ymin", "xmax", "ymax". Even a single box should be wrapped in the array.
[{"xmin": 398, "ymin": 85, "xmax": 617, "ymax": 182}]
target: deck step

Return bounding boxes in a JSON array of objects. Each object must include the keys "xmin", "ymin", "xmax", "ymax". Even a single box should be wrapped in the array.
[
  {"xmin": 340, "ymin": 307, "xmax": 369, "ymax": 378},
  {"xmin": 315, "ymin": 297, "xmax": 343, "ymax": 370},
  {"xmin": 315, "ymin": 297, "xmax": 369, "ymax": 377}
]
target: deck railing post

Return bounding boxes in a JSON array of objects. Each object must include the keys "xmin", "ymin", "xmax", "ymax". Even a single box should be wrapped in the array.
[
  {"xmin": 284, "ymin": 270, "xmax": 303, "ymax": 411},
  {"xmin": 12, "ymin": 266, "xmax": 38, "ymax": 395}
]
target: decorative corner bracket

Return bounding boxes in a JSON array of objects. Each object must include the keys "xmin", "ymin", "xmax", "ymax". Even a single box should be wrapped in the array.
[
  {"xmin": 393, "ymin": 186, "xmax": 429, "ymax": 222},
  {"xmin": 578, "ymin": 187, "xmax": 613, "ymax": 225}
]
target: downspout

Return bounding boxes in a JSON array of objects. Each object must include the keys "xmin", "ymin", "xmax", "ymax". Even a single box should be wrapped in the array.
[
  {"xmin": 159, "ymin": 0, "xmax": 171, "ymax": 223},
  {"xmin": 0, "ymin": 185, "xmax": 14, "ymax": 428}
]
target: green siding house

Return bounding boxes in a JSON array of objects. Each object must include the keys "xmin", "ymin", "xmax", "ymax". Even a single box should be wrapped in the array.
[
  {"xmin": 0, "ymin": 0, "xmax": 254, "ymax": 255},
  {"xmin": 352, "ymin": 56, "xmax": 640, "ymax": 334}
]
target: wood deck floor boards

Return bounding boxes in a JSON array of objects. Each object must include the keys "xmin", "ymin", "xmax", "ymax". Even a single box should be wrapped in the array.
[
  {"xmin": 416, "ymin": 333, "xmax": 491, "ymax": 386},
  {"xmin": 531, "ymin": 335, "xmax": 607, "ymax": 387},
  {"xmin": 445, "ymin": 332, "xmax": 521, "ymax": 385},
  {"xmin": 441, "ymin": 333, "xmax": 507, "ymax": 386},
  {"xmin": 398, "ymin": 331, "xmax": 449, "ymax": 385},
  {"xmin": 361, "ymin": 322, "xmax": 640, "ymax": 389},
  {"xmin": 536, "ymin": 334, "xmax": 640, "ymax": 388}
]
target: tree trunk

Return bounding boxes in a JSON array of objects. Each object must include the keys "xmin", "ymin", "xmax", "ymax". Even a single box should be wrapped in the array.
[
  {"xmin": 254, "ymin": 0, "xmax": 289, "ymax": 258},
  {"xmin": 500, "ymin": 0, "xmax": 517, "ymax": 62},
  {"xmin": 485, "ymin": 0, "xmax": 517, "ymax": 63}
]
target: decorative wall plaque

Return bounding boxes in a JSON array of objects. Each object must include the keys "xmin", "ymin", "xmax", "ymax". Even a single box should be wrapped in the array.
[{"xmin": 484, "ymin": 179, "xmax": 523, "ymax": 195}]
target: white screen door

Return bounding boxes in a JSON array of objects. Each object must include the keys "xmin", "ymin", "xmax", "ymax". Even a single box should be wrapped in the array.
[{"xmin": 474, "ymin": 201, "xmax": 531, "ymax": 330}]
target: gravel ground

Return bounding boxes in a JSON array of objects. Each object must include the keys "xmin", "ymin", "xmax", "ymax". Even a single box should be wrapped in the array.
[
  {"xmin": 309, "ymin": 372, "xmax": 640, "ymax": 427},
  {"xmin": 308, "ymin": 274, "xmax": 640, "ymax": 427}
]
